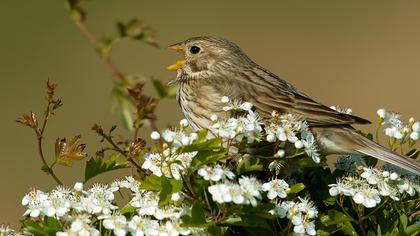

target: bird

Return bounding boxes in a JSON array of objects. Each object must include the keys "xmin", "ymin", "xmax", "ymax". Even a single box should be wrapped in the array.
[{"xmin": 166, "ymin": 36, "xmax": 420, "ymax": 175}]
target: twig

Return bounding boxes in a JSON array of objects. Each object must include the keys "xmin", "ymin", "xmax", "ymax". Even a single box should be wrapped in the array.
[{"xmin": 73, "ymin": 20, "xmax": 125, "ymax": 81}]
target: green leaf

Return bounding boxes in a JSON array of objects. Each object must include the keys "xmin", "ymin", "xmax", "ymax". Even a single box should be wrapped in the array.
[
  {"xmin": 22, "ymin": 220, "xmax": 49, "ymax": 236},
  {"xmin": 289, "ymin": 183, "xmax": 305, "ymax": 194},
  {"xmin": 320, "ymin": 210, "xmax": 353, "ymax": 226},
  {"xmin": 188, "ymin": 149, "xmax": 227, "ymax": 172},
  {"xmin": 237, "ymin": 157, "xmax": 264, "ymax": 175},
  {"xmin": 111, "ymin": 83, "xmax": 136, "ymax": 130},
  {"xmin": 223, "ymin": 214, "xmax": 272, "ymax": 231},
  {"xmin": 22, "ymin": 217, "xmax": 62, "ymax": 236},
  {"xmin": 140, "ymin": 174, "xmax": 162, "ymax": 191},
  {"xmin": 43, "ymin": 216, "xmax": 62, "ymax": 233},
  {"xmin": 182, "ymin": 201, "xmax": 207, "ymax": 226},
  {"xmin": 151, "ymin": 78, "xmax": 177, "ymax": 99},
  {"xmin": 84, "ymin": 154, "xmax": 130, "ymax": 183},
  {"xmin": 207, "ymin": 225, "xmax": 222, "ymax": 236},
  {"xmin": 120, "ymin": 204, "xmax": 136, "ymax": 216},
  {"xmin": 180, "ymin": 138, "xmax": 223, "ymax": 153},
  {"xmin": 159, "ymin": 177, "xmax": 183, "ymax": 206}
]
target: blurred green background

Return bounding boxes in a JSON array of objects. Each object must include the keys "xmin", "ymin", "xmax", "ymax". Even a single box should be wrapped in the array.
[{"xmin": 1, "ymin": 0, "xmax": 420, "ymax": 226}]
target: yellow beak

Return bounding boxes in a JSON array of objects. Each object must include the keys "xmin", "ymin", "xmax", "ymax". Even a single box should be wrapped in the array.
[
  {"xmin": 167, "ymin": 60, "xmax": 186, "ymax": 71},
  {"xmin": 168, "ymin": 44, "xmax": 184, "ymax": 52},
  {"xmin": 167, "ymin": 43, "xmax": 185, "ymax": 71}
]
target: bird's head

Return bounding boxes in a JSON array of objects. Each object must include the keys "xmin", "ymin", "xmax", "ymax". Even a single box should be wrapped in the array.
[{"xmin": 167, "ymin": 36, "xmax": 250, "ymax": 81}]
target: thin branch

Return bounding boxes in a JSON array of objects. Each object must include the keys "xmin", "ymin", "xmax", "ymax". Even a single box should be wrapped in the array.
[{"xmin": 73, "ymin": 19, "xmax": 125, "ymax": 81}]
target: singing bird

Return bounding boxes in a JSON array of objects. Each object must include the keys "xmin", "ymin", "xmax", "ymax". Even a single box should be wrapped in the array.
[{"xmin": 167, "ymin": 36, "xmax": 420, "ymax": 175}]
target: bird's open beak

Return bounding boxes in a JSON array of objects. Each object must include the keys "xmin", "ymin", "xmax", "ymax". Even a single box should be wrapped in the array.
[{"xmin": 167, "ymin": 43, "xmax": 186, "ymax": 71}]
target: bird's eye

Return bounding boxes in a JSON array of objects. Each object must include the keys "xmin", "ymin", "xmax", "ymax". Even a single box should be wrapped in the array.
[{"xmin": 190, "ymin": 46, "xmax": 201, "ymax": 54}]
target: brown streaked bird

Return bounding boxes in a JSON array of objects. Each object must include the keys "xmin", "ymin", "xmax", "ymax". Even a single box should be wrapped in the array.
[{"xmin": 167, "ymin": 36, "xmax": 420, "ymax": 175}]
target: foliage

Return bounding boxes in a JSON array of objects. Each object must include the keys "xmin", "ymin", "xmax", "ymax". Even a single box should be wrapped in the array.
[{"xmin": 5, "ymin": 1, "xmax": 420, "ymax": 236}]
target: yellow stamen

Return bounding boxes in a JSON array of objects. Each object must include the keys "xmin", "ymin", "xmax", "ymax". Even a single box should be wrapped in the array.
[{"xmin": 167, "ymin": 60, "xmax": 186, "ymax": 71}]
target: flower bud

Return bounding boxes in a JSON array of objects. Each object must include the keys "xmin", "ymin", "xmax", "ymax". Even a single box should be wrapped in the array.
[
  {"xmin": 150, "ymin": 131, "xmax": 160, "ymax": 140},
  {"xmin": 377, "ymin": 108, "xmax": 386, "ymax": 118},
  {"xmin": 179, "ymin": 119, "xmax": 189, "ymax": 127},
  {"xmin": 74, "ymin": 182, "xmax": 83, "ymax": 191},
  {"xmin": 294, "ymin": 140, "xmax": 303, "ymax": 149}
]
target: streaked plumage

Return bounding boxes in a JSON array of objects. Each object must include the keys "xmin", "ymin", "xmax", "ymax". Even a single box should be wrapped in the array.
[{"xmin": 168, "ymin": 36, "xmax": 420, "ymax": 175}]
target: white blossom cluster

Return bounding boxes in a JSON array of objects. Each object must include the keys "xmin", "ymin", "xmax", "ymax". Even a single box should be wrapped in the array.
[
  {"xmin": 197, "ymin": 164, "xmax": 235, "ymax": 181},
  {"xmin": 270, "ymin": 197, "xmax": 318, "ymax": 236},
  {"xmin": 212, "ymin": 97, "xmax": 321, "ymax": 163},
  {"xmin": 377, "ymin": 108, "xmax": 420, "ymax": 141},
  {"xmin": 208, "ymin": 176, "xmax": 262, "ymax": 207},
  {"xmin": 265, "ymin": 113, "xmax": 320, "ymax": 163},
  {"xmin": 329, "ymin": 167, "xmax": 420, "ymax": 208},
  {"xmin": 21, "ymin": 177, "xmax": 200, "ymax": 236},
  {"xmin": 211, "ymin": 96, "xmax": 264, "ymax": 143},
  {"xmin": 145, "ymin": 121, "xmax": 198, "ymax": 180}
]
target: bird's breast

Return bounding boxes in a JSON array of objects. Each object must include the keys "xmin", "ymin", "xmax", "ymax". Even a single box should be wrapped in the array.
[{"xmin": 177, "ymin": 80, "xmax": 226, "ymax": 130}]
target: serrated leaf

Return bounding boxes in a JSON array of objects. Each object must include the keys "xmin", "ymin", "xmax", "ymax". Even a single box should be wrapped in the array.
[
  {"xmin": 159, "ymin": 177, "xmax": 183, "ymax": 206},
  {"xmin": 84, "ymin": 154, "xmax": 129, "ymax": 183},
  {"xmin": 289, "ymin": 183, "xmax": 305, "ymax": 194},
  {"xmin": 22, "ymin": 217, "xmax": 61, "ymax": 236}
]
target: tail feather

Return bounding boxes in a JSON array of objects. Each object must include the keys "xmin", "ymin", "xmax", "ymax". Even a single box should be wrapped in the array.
[
  {"xmin": 355, "ymin": 137, "xmax": 420, "ymax": 176},
  {"xmin": 313, "ymin": 127, "xmax": 420, "ymax": 175}
]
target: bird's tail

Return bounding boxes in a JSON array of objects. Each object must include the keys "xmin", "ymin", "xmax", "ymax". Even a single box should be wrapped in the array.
[{"xmin": 313, "ymin": 127, "xmax": 420, "ymax": 175}]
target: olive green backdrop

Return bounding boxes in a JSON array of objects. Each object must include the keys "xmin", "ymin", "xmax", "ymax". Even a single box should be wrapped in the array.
[{"xmin": 1, "ymin": 0, "xmax": 420, "ymax": 226}]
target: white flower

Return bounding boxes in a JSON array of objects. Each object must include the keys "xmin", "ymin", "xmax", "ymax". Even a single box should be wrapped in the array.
[
  {"xmin": 385, "ymin": 127, "xmax": 403, "ymax": 139},
  {"xmin": 210, "ymin": 114, "xmax": 218, "ymax": 121},
  {"xmin": 360, "ymin": 167, "xmax": 380, "ymax": 185},
  {"xmin": 198, "ymin": 165, "xmax": 224, "ymax": 181},
  {"xmin": 22, "ymin": 189, "xmax": 48, "ymax": 217},
  {"xmin": 150, "ymin": 131, "xmax": 161, "ymax": 140},
  {"xmin": 239, "ymin": 176, "xmax": 261, "ymax": 206},
  {"xmin": 353, "ymin": 187, "xmax": 381, "ymax": 208},
  {"xmin": 397, "ymin": 179, "xmax": 416, "ymax": 196},
  {"xmin": 413, "ymin": 121, "xmax": 420, "ymax": 132},
  {"xmin": 127, "ymin": 216, "xmax": 159, "ymax": 236},
  {"xmin": 101, "ymin": 214, "xmax": 127, "ymax": 236},
  {"xmin": 390, "ymin": 172, "xmax": 400, "ymax": 181},
  {"xmin": 302, "ymin": 133, "xmax": 320, "ymax": 163},
  {"xmin": 212, "ymin": 118, "xmax": 238, "ymax": 139},
  {"xmin": 68, "ymin": 215, "xmax": 99, "ymax": 236},
  {"xmin": 328, "ymin": 180, "xmax": 355, "ymax": 197},
  {"xmin": 43, "ymin": 188, "xmax": 71, "ymax": 218},
  {"xmin": 240, "ymin": 102, "xmax": 253, "ymax": 112},
  {"xmin": 262, "ymin": 179, "xmax": 289, "ymax": 199},
  {"xmin": 294, "ymin": 220, "xmax": 316, "ymax": 236},
  {"xmin": 276, "ymin": 125, "xmax": 298, "ymax": 143},
  {"xmin": 410, "ymin": 131, "xmax": 419, "ymax": 141},
  {"xmin": 162, "ymin": 130, "xmax": 175, "ymax": 143}
]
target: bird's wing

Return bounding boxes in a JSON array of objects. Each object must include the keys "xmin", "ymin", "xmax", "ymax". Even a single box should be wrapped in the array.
[{"xmin": 234, "ymin": 67, "xmax": 370, "ymax": 127}]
